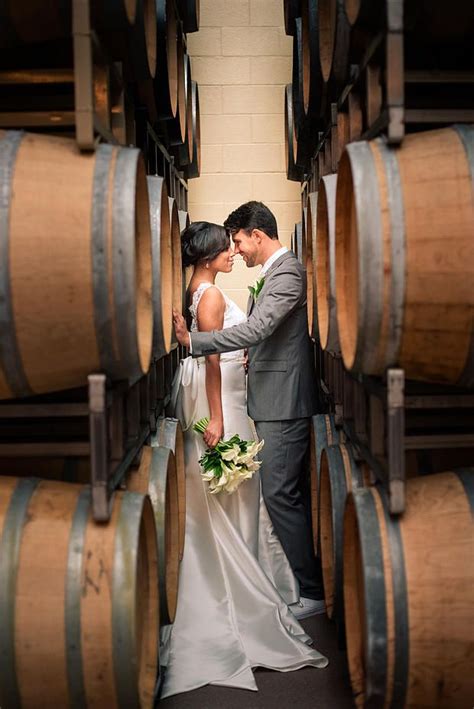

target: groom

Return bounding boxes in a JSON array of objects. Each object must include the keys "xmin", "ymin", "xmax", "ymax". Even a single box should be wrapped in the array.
[{"xmin": 173, "ymin": 201, "xmax": 324, "ymax": 619}]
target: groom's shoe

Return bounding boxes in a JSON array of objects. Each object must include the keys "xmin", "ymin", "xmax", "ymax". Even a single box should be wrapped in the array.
[{"xmin": 289, "ymin": 597, "xmax": 326, "ymax": 620}]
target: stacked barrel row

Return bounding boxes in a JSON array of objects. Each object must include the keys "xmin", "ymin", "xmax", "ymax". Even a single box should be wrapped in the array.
[
  {"xmin": 284, "ymin": 0, "xmax": 474, "ymax": 176},
  {"xmin": 0, "ymin": 2, "xmax": 197, "ymax": 707},
  {"xmin": 0, "ymin": 128, "xmax": 192, "ymax": 399},
  {"xmin": 300, "ymin": 83, "xmax": 474, "ymax": 709},
  {"xmin": 300, "ymin": 124, "xmax": 474, "ymax": 388},
  {"xmin": 309, "ymin": 411, "xmax": 474, "ymax": 708},
  {"xmin": 0, "ymin": 0, "xmax": 201, "ymax": 177},
  {"xmin": 302, "ymin": 120, "xmax": 474, "ymax": 709},
  {"xmin": 288, "ymin": 5, "xmax": 474, "ymax": 707},
  {"xmin": 0, "ymin": 416, "xmax": 185, "ymax": 708}
]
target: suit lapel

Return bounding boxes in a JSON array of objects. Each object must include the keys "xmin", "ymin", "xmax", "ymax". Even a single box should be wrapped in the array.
[
  {"xmin": 247, "ymin": 294, "xmax": 253, "ymax": 316},
  {"xmin": 246, "ymin": 252, "xmax": 294, "ymax": 316},
  {"xmin": 263, "ymin": 250, "xmax": 294, "ymax": 280}
]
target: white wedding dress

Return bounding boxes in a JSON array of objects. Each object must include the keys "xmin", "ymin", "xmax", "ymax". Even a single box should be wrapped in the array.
[{"xmin": 160, "ymin": 283, "xmax": 328, "ymax": 698}]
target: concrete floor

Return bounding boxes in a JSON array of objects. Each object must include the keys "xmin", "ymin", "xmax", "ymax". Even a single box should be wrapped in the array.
[{"xmin": 159, "ymin": 613, "xmax": 354, "ymax": 709}]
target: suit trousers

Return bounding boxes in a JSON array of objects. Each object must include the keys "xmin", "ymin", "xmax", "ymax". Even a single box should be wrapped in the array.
[{"xmin": 255, "ymin": 418, "xmax": 323, "ymax": 600}]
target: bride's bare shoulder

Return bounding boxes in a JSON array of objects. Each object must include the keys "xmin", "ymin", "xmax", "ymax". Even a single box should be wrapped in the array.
[
  {"xmin": 198, "ymin": 284, "xmax": 225, "ymax": 307},
  {"xmin": 189, "ymin": 281, "xmax": 222, "ymax": 299},
  {"xmin": 191, "ymin": 284, "xmax": 225, "ymax": 328}
]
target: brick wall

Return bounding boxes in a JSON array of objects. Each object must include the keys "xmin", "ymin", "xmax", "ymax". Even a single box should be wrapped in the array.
[{"xmin": 187, "ymin": 0, "xmax": 301, "ymax": 312}]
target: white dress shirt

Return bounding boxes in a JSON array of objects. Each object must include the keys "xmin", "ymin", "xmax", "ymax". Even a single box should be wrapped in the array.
[{"xmin": 260, "ymin": 246, "xmax": 288, "ymax": 276}]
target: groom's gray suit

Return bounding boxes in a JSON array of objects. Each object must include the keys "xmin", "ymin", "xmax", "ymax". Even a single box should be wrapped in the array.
[{"xmin": 190, "ymin": 251, "xmax": 322, "ymax": 600}]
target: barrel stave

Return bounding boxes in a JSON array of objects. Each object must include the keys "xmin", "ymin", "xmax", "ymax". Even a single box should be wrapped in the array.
[
  {"xmin": 316, "ymin": 173, "xmax": 341, "ymax": 353},
  {"xmin": 147, "ymin": 175, "xmax": 173, "ymax": 358},
  {"xmin": 127, "ymin": 445, "xmax": 180, "ymax": 625},
  {"xmin": 155, "ymin": 417, "xmax": 186, "ymax": 561}
]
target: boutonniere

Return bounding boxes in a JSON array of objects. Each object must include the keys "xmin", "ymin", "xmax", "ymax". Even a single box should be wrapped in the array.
[{"xmin": 248, "ymin": 276, "xmax": 265, "ymax": 302}]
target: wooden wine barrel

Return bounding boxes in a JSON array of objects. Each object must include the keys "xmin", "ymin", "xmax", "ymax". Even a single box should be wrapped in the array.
[
  {"xmin": 92, "ymin": 0, "xmax": 138, "ymax": 66},
  {"xmin": 344, "ymin": 0, "xmax": 384, "ymax": 65},
  {"xmin": 291, "ymin": 16, "xmax": 304, "ymax": 142},
  {"xmin": 169, "ymin": 197, "xmax": 184, "ymax": 319},
  {"xmin": 316, "ymin": 174, "xmax": 340, "ymax": 354},
  {"xmin": 167, "ymin": 22, "xmax": 187, "ymax": 147},
  {"xmin": 284, "ymin": 83, "xmax": 303, "ymax": 182},
  {"xmin": 184, "ymin": 81, "xmax": 201, "ymax": 180},
  {"xmin": 177, "ymin": 0, "xmax": 200, "ymax": 33},
  {"xmin": 344, "ymin": 0, "xmax": 379, "ymax": 27},
  {"xmin": 308, "ymin": 191, "xmax": 319, "ymax": 339},
  {"xmin": 147, "ymin": 176, "xmax": 173, "ymax": 358},
  {"xmin": 294, "ymin": 221, "xmax": 303, "ymax": 264},
  {"xmin": 319, "ymin": 442, "xmax": 370, "ymax": 620},
  {"xmin": 178, "ymin": 209, "xmax": 190, "ymax": 233},
  {"xmin": 302, "ymin": 204, "xmax": 308, "ymax": 262},
  {"xmin": 344, "ymin": 470, "xmax": 474, "ymax": 708},
  {"xmin": 301, "ymin": 0, "xmax": 326, "ymax": 121},
  {"xmin": 176, "ymin": 54, "xmax": 194, "ymax": 168},
  {"xmin": 304, "ymin": 193, "xmax": 316, "ymax": 336},
  {"xmin": 348, "ymin": 90, "xmax": 362, "ymax": 141},
  {"xmin": 155, "ymin": 417, "xmax": 186, "ymax": 561},
  {"xmin": 127, "ymin": 445, "xmax": 180, "ymax": 625},
  {"xmin": 0, "ymin": 130, "xmax": 153, "ymax": 399},
  {"xmin": 177, "ymin": 210, "xmax": 191, "ymax": 301},
  {"xmin": 335, "ymin": 125, "xmax": 474, "ymax": 386},
  {"xmin": 0, "ymin": 477, "xmax": 158, "ymax": 708},
  {"xmin": 129, "ymin": 0, "xmax": 157, "ymax": 80},
  {"xmin": 318, "ymin": 0, "xmax": 350, "ymax": 89},
  {"xmin": 309, "ymin": 414, "xmax": 340, "ymax": 553},
  {"xmin": 292, "ymin": 17, "xmax": 314, "ymax": 171},
  {"xmin": 284, "ymin": 0, "xmax": 301, "ymax": 36},
  {"xmin": 155, "ymin": 0, "xmax": 178, "ymax": 121},
  {"xmin": 0, "ymin": 0, "xmax": 71, "ymax": 48},
  {"xmin": 178, "ymin": 212, "xmax": 191, "ymax": 304},
  {"xmin": 94, "ymin": 0, "xmax": 137, "ymax": 32}
]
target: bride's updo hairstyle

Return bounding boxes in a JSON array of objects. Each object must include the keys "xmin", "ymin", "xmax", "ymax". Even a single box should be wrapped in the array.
[{"xmin": 181, "ymin": 221, "xmax": 230, "ymax": 268}]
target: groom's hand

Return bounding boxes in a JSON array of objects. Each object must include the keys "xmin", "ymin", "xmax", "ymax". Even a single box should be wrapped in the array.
[{"xmin": 173, "ymin": 309, "xmax": 190, "ymax": 348}]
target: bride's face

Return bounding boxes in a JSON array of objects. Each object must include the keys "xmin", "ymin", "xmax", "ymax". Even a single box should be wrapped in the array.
[{"xmin": 210, "ymin": 246, "xmax": 234, "ymax": 273}]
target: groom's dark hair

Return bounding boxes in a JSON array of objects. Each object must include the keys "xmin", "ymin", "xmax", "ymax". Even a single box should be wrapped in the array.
[{"xmin": 224, "ymin": 201, "xmax": 278, "ymax": 239}]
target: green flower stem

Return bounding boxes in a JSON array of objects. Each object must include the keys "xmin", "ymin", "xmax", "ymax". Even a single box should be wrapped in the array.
[{"xmin": 193, "ymin": 417, "xmax": 210, "ymax": 435}]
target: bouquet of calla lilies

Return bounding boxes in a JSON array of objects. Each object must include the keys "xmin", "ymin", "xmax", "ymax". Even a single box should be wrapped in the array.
[{"xmin": 193, "ymin": 417, "xmax": 264, "ymax": 494}]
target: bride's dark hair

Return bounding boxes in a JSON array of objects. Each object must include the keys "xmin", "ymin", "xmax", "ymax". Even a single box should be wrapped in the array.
[{"xmin": 181, "ymin": 221, "xmax": 230, "ymax": 268}]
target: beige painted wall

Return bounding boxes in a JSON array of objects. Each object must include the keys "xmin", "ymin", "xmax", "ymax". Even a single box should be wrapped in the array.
[{"xmin": 187, "ymin": 0, "xmax": 301, "ymax": 312}]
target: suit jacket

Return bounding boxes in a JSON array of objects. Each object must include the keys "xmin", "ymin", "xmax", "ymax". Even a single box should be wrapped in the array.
[{"xmin": 190, "ymin": 251, "xmax": 317, "ymax": 421}]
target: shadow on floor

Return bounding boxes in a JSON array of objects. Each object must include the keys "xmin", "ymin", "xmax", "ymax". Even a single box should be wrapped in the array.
[{"xmin": 159, "ymin": 613, "xmax": 354, "ymax": 708}]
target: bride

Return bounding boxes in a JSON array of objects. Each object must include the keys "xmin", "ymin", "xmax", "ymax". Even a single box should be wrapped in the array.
[{"xmin": 160, "ymin": 221, "xmax": 328, "ymax": 698}]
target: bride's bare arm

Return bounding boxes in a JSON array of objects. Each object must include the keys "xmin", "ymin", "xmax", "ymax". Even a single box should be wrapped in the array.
[{"xmin": 197, "ymin": 287, "xmax": 226, "ymax": 448}]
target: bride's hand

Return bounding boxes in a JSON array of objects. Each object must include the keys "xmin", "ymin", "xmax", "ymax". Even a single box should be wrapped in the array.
[
  {"xmin": 173, "ymin": 309, "xmax": 190, "ymax": 348},
  {"xmin": 203, "ymin": 418, "xmax": 224, "ymax": 448}
]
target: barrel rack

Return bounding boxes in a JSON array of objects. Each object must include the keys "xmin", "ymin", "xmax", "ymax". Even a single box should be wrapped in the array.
[
  {"xmin": 291, "ymin": 0, "xmax": 474, "ymax": 515},
  {"xmin": 0, "ymin": 346, "xmax": 183, "ymax": 520},
  {"xmin": 0, "ymin": 0, "xmax": 193, "ymax": 522},
  {"xmin": 318, "ymin": 353, "xmax": 474, "ymax": 513},
  {"xmin": 303, "ymin": 2, "xmax": 474, "ymax": 184}
]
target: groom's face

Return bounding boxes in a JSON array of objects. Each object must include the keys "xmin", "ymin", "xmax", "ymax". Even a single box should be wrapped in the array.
[{"xmin": 232, "ymin": 229, "xmax": 259, "ymax": 268}]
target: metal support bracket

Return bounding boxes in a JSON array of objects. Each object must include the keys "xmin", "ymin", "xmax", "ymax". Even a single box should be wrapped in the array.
[
  {"xmin": 88, "ymin": 374, "xmax": 110, "ymax": 521},
  {"xmin": 387, "ymin": 368, "xmax": 405, "ymax": 513},
  {"xmin": 386, "ymin": 0, "xmax": 404, "ymax": 143}
]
